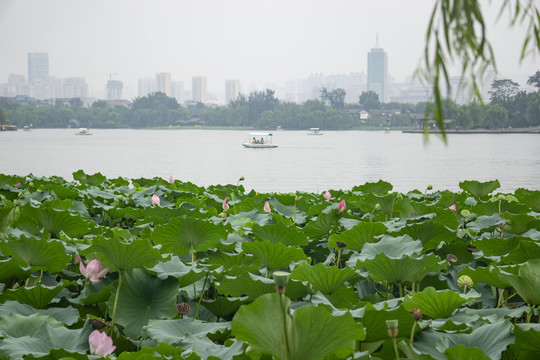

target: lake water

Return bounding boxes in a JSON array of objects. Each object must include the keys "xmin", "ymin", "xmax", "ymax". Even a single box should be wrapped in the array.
[{"xmin": 1, "ymin": 128, "xmax": 539, "ymax": 194}]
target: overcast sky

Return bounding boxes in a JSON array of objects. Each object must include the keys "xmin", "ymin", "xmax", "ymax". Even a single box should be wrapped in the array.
[{"xmin": 1, "ymin": 0, "xmax": 538, "ymax": 98}]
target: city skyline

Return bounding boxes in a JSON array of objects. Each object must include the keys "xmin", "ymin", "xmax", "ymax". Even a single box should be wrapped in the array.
[{"xmin": 1, "ymin": 0, "xmax": 538, "ymax": 100}]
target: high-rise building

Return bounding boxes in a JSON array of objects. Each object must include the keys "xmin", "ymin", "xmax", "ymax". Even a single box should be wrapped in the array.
[
  {"xmin": 138, "ymin": 78, "xmax": 155, "ymax": 97},
  {"xmin": 171, "ymin": 81, "xmax": 185, "ymax": 104},
  {"xmin": 155, "ymin": 72, "xmax": 171, "ymax": 96},
  {"xmin": 27, "ymin": 53, "xmax": 49, "ymax": 84},
  {"xmin": 225, "ymin": 80, "xmax": 241, "ymax": 104},
  {"xmin": 107, "ymin": 80, "xmax": 123, "ymax": 100},
  {"xmin": 367, "ymin": 35, "xmax": 388, "ymax": 103},
  {"xmin": 63, "ymin": 77, "xmax": 88, "ymax": 98},
  {"xmin": 192, "ymin": 76, "xmax": 207, "ymax": 103}
]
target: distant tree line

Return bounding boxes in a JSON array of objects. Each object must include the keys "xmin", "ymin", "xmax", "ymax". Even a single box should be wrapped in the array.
[{"xmin": 1, "ymin": 70, "xmax": 539, "ymax": 130}]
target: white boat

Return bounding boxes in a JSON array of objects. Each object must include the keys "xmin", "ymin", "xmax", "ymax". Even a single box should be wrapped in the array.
[
  {"xmin": 243, "ymin": 132, "xmax": 278, "ymax": 148},
  {"xmin": 307, "ymin": 127, "xmax": 323, "ymax": 135},
  {"xmin": 75, "ymin": 128, "xmax": 92, "ymax": 135}
]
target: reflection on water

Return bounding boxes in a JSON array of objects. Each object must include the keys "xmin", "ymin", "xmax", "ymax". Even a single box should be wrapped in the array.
[{"xmin": 1, "ymin": 129, "xmax": 539, "ymax": 193}]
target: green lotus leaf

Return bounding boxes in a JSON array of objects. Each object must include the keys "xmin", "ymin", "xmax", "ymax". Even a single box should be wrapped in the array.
[
  {"xmin": 242, "ymin": 240, "xmax": 307, "ymax": 270},
  {"xmin": 354, "ymin": 192, "xmax": 397, "ymax": 216},
  {"xmin": 304, "ymin": 210, "xmax": 339, "ymax": 238},
  {"xmin": 251, "ymin": 222, "xmax": 309, "ymax": 246},
  {"xmin": 362, "ymin": 253, "xmax": 447, "ymax": 284},
  {"xmin": 500, "ymin": 240, "xmax": 540, "ymax": 264},
  {"xmin": 465, "ymin": 214, "xmax": 503, "ymax": 233},
  {"xmin": 403, "ymin": 287, "xmax": 480, "ymax": 319},
  {"xmin": 116, "ymin": 343, "xmax": 184, "ymax": 360},
  {"xmin": 443, "ymin": 344, "xmax": 491, "ymax": 360},
  {"xmin": 218, "ymin": 271, "xmax": 308, "ymax": 300},
  {"xmin": 144, "ymin": 318, "xmax": 231, "ymax": 344},
  {"xmin": 515, "ymin": 188, "xmax": 540, "ymax": 212},
  {"xmin": 472, "ymin": 236, "xmax": 520, "ymax": 257},
  {"xmin": 352, "ymin": 180, "xmax": 393, "ymax": 194},
  {"xmin": 0, "ymin": 280, "xmax": 76, "ymax": 309},
  {"xmin": 459, "ymin": 265, "xmax": 512, "ymax": 289},
  {"xmin": 233, "ymin": 293, "xmax": 364, "ymax": 360},
  {"xmin": 514, "ymin": 324, "xmax": 540, "ymax": 355},
  {"xmin": 0, "ymin": 300, "xmax": 79, "ymax": 326},
  {"xmin": 152, "ymin": 216, "xmax": 227, "ymax": 257},
  {"xmin": 201, "ymin": 296, "xmax": 249, "ymax": 318},
  {"xmin": 413, "ymin": 320, "xmax": 513, "ymax": 360},
  {"xmin": 72, "ymin": 169, "xmax": 107, "ymax": 186},
  {"xmin": 459, "ymin": 180, "xmax": 501, "ymax": 199},
  {"xmin": 20, "ymin": 204, "xmax": 94, "ymax": 238},
  {"xmin": 203, "ymin": 250, "xmax": 255, "ymax": 270},
  {"xmin": 472, "ymin": 199, "xmax": 528, "ymax": 217},
  {"xmin": 351, "ymin": 235, "xmax": 422, "ymax": 263},
  {"xmin": 1, "ymin": 234, "xmax": 71, "ymax": 273},
  {"xmin": 394, "ymin": 220, "xmax": 457, "ymax": 250},
  {"xmin": 0, "ymin": 256, "xmax": 30, "ymax": 282},
  {"xmin": 24, "ymin": 348, "xmax": 94, "ymax": 360},
  {"xmin": 180, "ymin": 338, "xmax": 245, "ymax": 360},
  {"xmin": 290, "ymin": 261, "xmax": 358, "ymax": 295},
  {"xmin": 0, "ymin": 313, "xmax": 93, "ymax": 360},
  {"xmin": 108, "ymin": 268, "xmax": 179, "ymax": 338},
  {"xmin": 146, "ymin": 256, "xmax": 207, "ymax": 287},
  {"xmin": 361, "ymin": 303, "xmax": 417, "ymax": 342},
  {"xmin": 0, "ymin": 202, "xmax": 19, "ymax": 232},
  {"xmin": 85, "ymin": 235, "xmax": 161, "ymax": 272},
  {"xmin": 328, "ymin": 221, "xmax": 387, "ymax": 251},
  {"xmin": 501, "ymin": 212, "xmax": 540, "ymax": 235},
  {"xmin": 267, "ymin": 198, "xmax": 307, "ymax": 224},
  {"xmin": 452, "ymin": 306, "xmax": 531, "ymax": 323},
  {"xmin": 499, "ymin": 259, "xmax": 540, "ymax": 306},
  {"xmin": 47, "ymin": 183, "xmax": 80, "ymax": 200}
]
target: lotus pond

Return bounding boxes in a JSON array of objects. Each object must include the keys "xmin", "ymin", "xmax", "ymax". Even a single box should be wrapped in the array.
[{"xmin": 0, "ymin": 171, "xmax": 539, "ymax": 360}]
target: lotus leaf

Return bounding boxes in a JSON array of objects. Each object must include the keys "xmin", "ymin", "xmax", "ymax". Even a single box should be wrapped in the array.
[
  {"xmin": 501, "ymin": 212, "xmax": 540, "ymax": 235},
  {"xmin": 21, "ymin": 204, "xmax": 94, "ymax": 238},
  {"xmin": 465, "ymin": 213, "xmax": 503, "ymax": 233},
  {"xmin": 353, "ymin": 180, "xmax": 393, "ymax": 194},
  {"xmin": 251, "ymin": 222, "xmax": 309, "ymax": 246},
  {"xmin": 0, "ymin": 256, "xmax": 30, "ymax": 282},
  {"xmin": 351, "ymin": 235, "xmax": 422, "ymax": 263},
  {"xmin": 242, "ymin": 240, "xmax": 307, "ymax": 270},
  {"xmin": 0, "ymin": 300, "xmax": 79, "ymax": 326},
  {"xmin": 459, "ymin": 180, "xmax": 501, "ymax": 198},
  {"xmin": 360, "ymin": 303, "xmax": 417, "ymax": 342},
  {"xmin": 514, "ymin": 324, "xmax": 540, "ymax": 356},
  {"xmin": 303, "ymin": 210, "xmax": 337, "ymax": 238},
  {"xmin": 290, "ymin": 261, "xmax": 357, "ymax": 295},
  {"xmin": 515, "ymin": 188, "xmax": 540, "ymax": 212},
  {"xmin": 201, "ymin": 297, "xmax": 249, "ymax": 318},
  {"xmin": 459, "ymin": 265, "xmax": 512, "ymax": 289},
  {"xmin": 328, "ymin": 221, "xmax": 387, "ymax": 251},
  {"xmin": 0, "ymin": 280, "xmax": 76, "ymax": 309},
  {"xmin": 500, "ymin": 240, "xmax": 540, "ymax": 264},
  {"xmin": 394, "ymin": 220, "xmax": 457, "ymax": 250},
  {"xmin": 403, "ymin": 286, "xmax": 480, "ymax": 319},
  {"xmin": 116, "ymin": 343, "xmax": 184, "ymax": 360},
  {"xmin": 146, "ymin": 256, "xmax": 207, "ymax": 287},
  {"xmin": 218, "ymin": 271, "xmax": 308, "ymax": 300},
  {"xmin": 362, "ymin": 253, "xmax": 447, "ymax": 284},
  {"xmin": 499, "ymin": 259, "xmax": 540, "ymax": 305},
  {"xmin": 443, "ymin": 345, "xmax": 491, "ymax": 360},
  {"xmin": 72, "ymin": 169, "xmax": 107, "ymax": 186},
  {"xmin": 108, "ymin": 268, "xmax": 179, "ymax": 338},
  {"xmin": 232, "ymin": 293, "xmax": 365, "ymax": 360}
]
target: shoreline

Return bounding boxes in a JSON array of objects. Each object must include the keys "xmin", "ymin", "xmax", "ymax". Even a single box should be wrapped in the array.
[{"xmin": 402, "ymin": 127, "xmax": 540, "ymax": 134}]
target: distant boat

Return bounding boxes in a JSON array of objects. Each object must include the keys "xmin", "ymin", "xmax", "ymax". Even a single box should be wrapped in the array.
[
  {"xmin": 75, "ymin": 128, "xmax": 92, "ymax": 135},
  {"xmin": 23, "ymin": 125, "xmax": 32, "ymax": 131},
  {"xmin": 243, "ymin": 132, "xmax": 278, "ymax": 148},
  {"xmin": 276, "ymin": 126, "xmax": 284, "ymax": 131},
  {"xmin": 0, "ymin": 125, "xmax": 17, "ymax": 131},
  {"xmin": 307, "ymin": 127, "xmax": 323, "ymax": 135},
  {"xmin": 385, "ymin": 127, "xmax": 390, "ymax": 133}
]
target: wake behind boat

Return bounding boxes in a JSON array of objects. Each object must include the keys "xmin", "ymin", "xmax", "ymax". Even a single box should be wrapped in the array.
[{"xmin": 242, "ymin": 132, "xmax": 278, "ymax": 148}]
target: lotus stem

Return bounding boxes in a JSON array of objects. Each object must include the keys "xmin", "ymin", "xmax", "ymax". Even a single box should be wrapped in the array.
[
  {"xmin": 399, "ymin": 283, "xmax": 403, "ymax": 298},
  {"xmin": 410, "ymin": 321, "xmax": 417, "ymax": 345},
  {"xmin": 33, "ymin": 270, "xmax": 43, "ymax": 286},
  {"xmin": 195, "ymin": 273, "xmax": 209, "ymax": 320},
  {"xmin": 392, "ymin": 337, "xmax": 399, "ymax": 360},
  {"xmin": 336, "ymin": 249, "xmax": 342, "ymax": 268},
  {"xmin": 279, "ymin": 293, "xmax": 290, "ymax": 360},
  {"xmin": 110, "ymin": 272, "xmax": 123, "ymax": 337},
  {"xmin": 497, "ymin": 288, "xmax": 505, "ymax": 308}
]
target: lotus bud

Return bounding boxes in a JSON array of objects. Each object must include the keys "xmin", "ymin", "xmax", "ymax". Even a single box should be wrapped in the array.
[
  {"xmin": 457, "ymin": 275, "xmax": 473, "ymax": 292},
  {"xmin": 264, "ymin": 201, "xmax": 271, "ymax": 213},
  {"xmin": 222, "ymin": 198, "xmax": 229, "ymax": 211},
  {"xmin": 239, "ymin": 176, "xmax": 245, "ymax": 181},
  {"xmin": 273, "ymin": 271, "xmax": 290, "ymax": 294},
  {"xmin": 117, "ymin": 195, "xmax": 123, "ymax": 201},
  {"xmin": 386, "ymin": 319, "xmax": 399, "ymax": 338},
  {"xmin": 412, "ymin": 308, "xmax": 422, "ymax": 321},
  {"xmin": 461, "ymin": 209, "xmax": 471, "ymax": 217},
  {"xmin": 448, "ymin": 204, "xmax": 456, "ymax": 212},
  {"xmin": 73, "ymin": 254, "xmax": 81, "ymax": 265},
  {"xmin": 88, "ymin": 330, "xmax": 116, "ymax": 357},
  {"xmin": 337, "ymin": 199, "xmax": 346, "ymax": 213},
  {"xmin": 427, "ymin": 184, "xmax": 433, "ymax": 190},
  {"xmin": 176, "ymin": 302, "xmax": 191, "ymax": 315},
  {"xmin": 323, "ymin": 191, "xmax": 332, "ymax": 201},
  {"xmin": 169, "ymin": 176, "xmax": 174, "ymax": 184},
  {"xmin": 151, "ymin": 194, "xmax": 160, "ymax": 206},
  {"xmin": 374, "ymin": 203, "xmax": 381, "ymax": 211}
]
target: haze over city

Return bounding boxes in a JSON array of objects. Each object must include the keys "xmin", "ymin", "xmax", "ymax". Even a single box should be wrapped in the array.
[{"xmin": 1, "ymin": 0, "xmax": 538, "ymax": 102}]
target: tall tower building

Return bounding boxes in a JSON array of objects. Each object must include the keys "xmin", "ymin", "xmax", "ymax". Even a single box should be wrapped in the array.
[
  {"xmin": 138, "ymin": 78, "xmax": 155, "ymax": 97},
  {"xmin": 107, "ymin": 80, "xmax": 123, "ymax": 100},
  {"xmin": 192, "ymin": 76, "xmax": 207, "ymax": 103},
  {"xmin": 225, "ymin": 80, "xmax": 241, "ymax": 104},
  {"xmin": 28, "ymin": 53, "xmax": 49, "ymax": 84},
  {"xmin": 171, "ymin": 81, "xmax": 185, "ymax": 104},
  {"xmin": 155, "ymin": 72, "xmax": 171, "ymax": 96},
  {"xmin": 367, "ymin": 35, "xmax": 388, "ymax": 103}
]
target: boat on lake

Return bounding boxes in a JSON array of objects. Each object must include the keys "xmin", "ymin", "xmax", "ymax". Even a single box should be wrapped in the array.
[
  {"xmin": 308, "ymin": 127, "xmax": 323, "ymax": 135},
  {"xmin": 243, "ymin": 132, "xmax": 278, "ymax": 148},
  {"xmin": 0, "ymin": 125, "xmax": 17, "ymax": 131},
  {"xmin": 75, "ymin": 128, "xmax": 92, "ymax": 135}
]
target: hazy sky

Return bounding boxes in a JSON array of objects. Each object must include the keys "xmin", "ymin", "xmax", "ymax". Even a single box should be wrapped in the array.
[{"xmin": 1, "ymin": 0, "xmax": 538, "ymax": 97}]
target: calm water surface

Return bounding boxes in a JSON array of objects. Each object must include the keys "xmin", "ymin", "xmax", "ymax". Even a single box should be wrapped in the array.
[{"xmin": 1, "ymin": 129, "xmax": 539, "ymax": 194}]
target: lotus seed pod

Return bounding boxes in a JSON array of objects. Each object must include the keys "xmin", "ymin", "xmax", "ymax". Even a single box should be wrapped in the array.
[
  {"xmin": 386, "ymin": 319, "xmax": 399, "ymax": 338},
  {"xmin": 175, "ymin": 302, "xmax": 191, "ymax": 315},
  {"xmin": 239, "ymin": 176, "xmax": 245, "ymax": 181},
  {"xmin": 273, "ymin": 271, "xmax": 290, "ymax": 287},
  {"xmin": 374, "ymin": 203, "xmax": 381, "ymax": 211},
  {"xmin": 427, "ymin": 184, "xmax": 433, "ymax": 190},
  {"xmin": 457, "ymin": 275, "xmax": 473, "ymax": 290},
  {"xmin": 90, "ymin": 318, "xmax": 107, "ymax": 330},
  {"xmin": 336, "ymin": 241, "xmax": 347, "ymax": 249},
  {"xmin": 412, "ymin": 308, "xmax": 422, "ymax": 321},
  {"xmin": 460, "ymin": 209, "xmax": 471, "ymax": 217},
  {"xmin": 117, "ymin": 195, "xmax": 124, "ymax": 201}
]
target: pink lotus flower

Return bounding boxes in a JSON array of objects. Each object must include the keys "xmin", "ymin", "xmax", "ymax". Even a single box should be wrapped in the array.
[
  {"xmin": 169, "ymin": 176, "xmax": 174, "ymax": 184},
  {"xmin": 222, "ymin": 198, "xmax": 229, "ymax": 211},
  {"xmin": 151, "ymin": 194, "xmax": 160, "ymax": 206},
  {"xmin": 89, "ymin": 330, "xmax": 116, "ymax": 357},
  {"xmin": 338, "ymin": 199, "xmax": 346, "ymax": 213},
  {"xmin": 264, "ymin": 201, "xmax": 271, "ymax": 213},
  {"xmin": 73, "ymin": 254, "xmax": 81, "ymax": 264},
  {"xmin": 80, "ymin": 259, "xmax": 109, "ymax": 283},
  {"xmin": 323, "ymin": 191, "xmax": 335, "ymax": 202},
  {"xmin": 449, "ymin": 204, "xmax": 456, "ymax": 212}
]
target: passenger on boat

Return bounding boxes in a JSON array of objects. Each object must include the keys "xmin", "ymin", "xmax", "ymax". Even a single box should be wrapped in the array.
[
  {"xmin": 252, "ymin": 137, "xmax": 257, "ymax": 144},
  {"xmin": 260, "ymin": 138, "xmax": 265, "ymax": 144}
]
